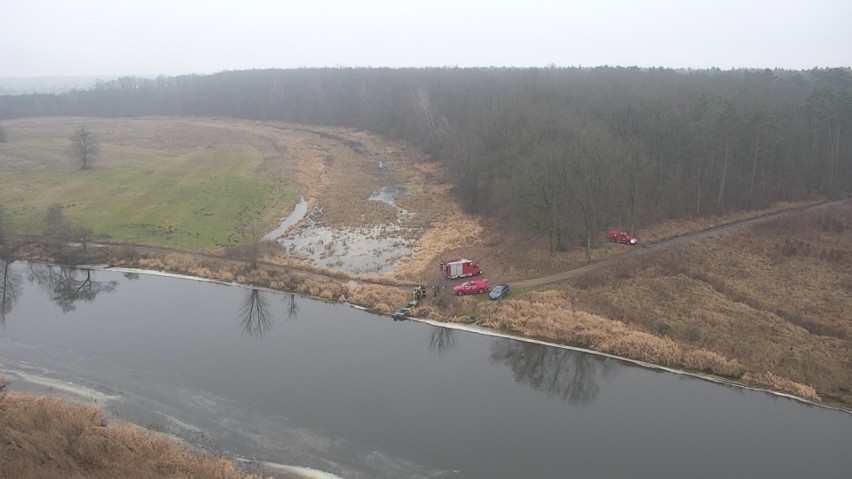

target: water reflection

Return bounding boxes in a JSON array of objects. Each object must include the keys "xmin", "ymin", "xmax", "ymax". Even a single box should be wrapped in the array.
[
  {"xmin": 240, "ymin": 289, "xmax": 273, "ymax": 337},
  {"xmin": 1, "ymin": 258, "xmax": 23, "ymax": 326},
  {"xmin": 26, "ymin": 263, "xmax": 118, "ymax": 313},
  {"xmin": 284, "ymin": 293, "xmax": 299, "ymax": 322},
  {"xmin": 490, "ymin": 339, "xmax": 616, "ymax": 405},
  {"xmin": 428, "ymin": 326, "xmax": 456, "ymax": 355},
  {"xmin": 238, "ymin": 289, "xmax": 300, "ymax": 338}
]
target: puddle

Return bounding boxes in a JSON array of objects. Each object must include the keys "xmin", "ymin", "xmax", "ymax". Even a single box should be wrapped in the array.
[
  {"xmin": 275, "ymin": 221, "xmax": 416, "ymax": 275},
  {"xmin": 269, "ymin": 188, "xmax": 418, "ymax": 275},
  {"xmin": 367, "ymin": 185, "xmax": 409, "ymax": 206},
  {"xmin": 264, "ymin": 197, "xmax": 308, "ymax": 241}
]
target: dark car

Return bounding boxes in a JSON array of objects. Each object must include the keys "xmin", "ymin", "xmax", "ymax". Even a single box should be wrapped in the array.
[{"xmin": 488, "ymin": 283, "xmax": 510, "ymax": 300}]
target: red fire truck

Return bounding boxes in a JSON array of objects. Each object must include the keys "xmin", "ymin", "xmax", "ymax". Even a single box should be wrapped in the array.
[{"xmin": 441, "ymin": 258, "xmax": 483, "ymax": 279}]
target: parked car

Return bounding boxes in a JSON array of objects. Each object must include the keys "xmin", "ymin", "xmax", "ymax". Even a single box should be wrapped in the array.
[
  {"xmin": 453, "ymin": 279, "xmax": 490, "ymax": 295},
  {"xmin": 488, "ymin": 283, "xmax": 510, "ymax": 300},
  {"xmin": 608, "ymin": 229, "xmax": 638, "ymax": 245}
]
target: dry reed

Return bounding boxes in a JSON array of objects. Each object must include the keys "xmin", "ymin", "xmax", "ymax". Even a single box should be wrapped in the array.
[
  {"xmin": 741, "ymin": 372, "xmax": 820, "ymax": 402},
  {"xmin": 0, "ymin": 392, "xmax": 259, "ymax": 479}
]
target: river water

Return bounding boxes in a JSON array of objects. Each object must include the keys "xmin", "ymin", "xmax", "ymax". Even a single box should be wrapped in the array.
[{"xmin": 1, "ymin": 261, "xmax": 850, "ymax": 478}]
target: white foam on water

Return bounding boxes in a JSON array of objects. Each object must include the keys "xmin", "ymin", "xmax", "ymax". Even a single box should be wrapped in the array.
[
  {"xmin": 239, "ymin": 459, "xmax": 346, "ymax": 479},
  {"xmin": 5, "ymin": 370, "xmax": 122, "ymax": 405}
]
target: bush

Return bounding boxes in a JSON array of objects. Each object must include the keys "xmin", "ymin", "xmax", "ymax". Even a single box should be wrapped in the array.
[
  {"xmin": 685, "ymin": 323, "xmax": 702, "ymax": 342},
  {"xmin": 651, "ymin": 319, "xmax": 672, "ymax": 337}
]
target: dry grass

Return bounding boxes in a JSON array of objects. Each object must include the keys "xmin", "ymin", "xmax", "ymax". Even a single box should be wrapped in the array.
[
  {"xmin": 477, "ymin": 291, "xmax": 688, "ymax": 369},
  {"xmin": 348, "ymin": 284, "xmax": 410, "ymax": 314},
  {"xmin": 0, "ymin": 392, "xmax": 259, "ymax": 479},
  {"xmin": 637, "ymin": 199, "xmax": 824, "ymax": 243},
  {"xmin": 558, "ymin": 201, "xmax": 852, "ymax": 407},
  {"xmin": 741, "ymin": 372, "xmax": 821, "ymax": 402}
]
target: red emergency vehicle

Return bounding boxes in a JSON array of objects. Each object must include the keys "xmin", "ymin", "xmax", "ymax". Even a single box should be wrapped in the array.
[
  {"xmin": 441, "ymin": 258, "xmax": 483, "ymax": 279},
  {"xmin": 608, "ymin": 229, "xmax": 638, "ymax": 245}
]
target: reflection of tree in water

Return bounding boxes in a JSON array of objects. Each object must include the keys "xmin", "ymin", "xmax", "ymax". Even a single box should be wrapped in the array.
[
  {"xmin": 240, "ymin": 289, "xmax": 272, "ymax": 337},
  {"xmin": 284, "ymin": 293, "xmax": 299, "ymax": 322},
  {"xmin": 26, "ymin": 263, "xmax": 118, "ymax": 313},
  {"xmin": 239, "ymin": 289, "xmax": 299, "ymax": 338},
  {"xmin": 490, "ymin": 339, "xmax": 616, "ymax": 406},
  {"xmin": 428, "ymin": 326, "xmax": 456, "ymax": 355},
  {"xmin": 1, "ymin": 258, "xmax": 23, "ymax": 326}
]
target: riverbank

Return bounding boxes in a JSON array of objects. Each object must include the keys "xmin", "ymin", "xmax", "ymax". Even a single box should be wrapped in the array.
[
  {"xmin": 0, "ymin": 374, "xmax": 266, "ymax": 479},
  {"xmin": 6, "ymin": 197, "xmax": 848, "ymax": 410}
]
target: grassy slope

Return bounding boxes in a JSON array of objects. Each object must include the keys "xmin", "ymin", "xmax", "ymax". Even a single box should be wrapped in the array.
[
  {"xmin": 560, "ymin": 203, "xmax": 852, "ymax": 406},
  {"xmin": 0, "ymin": 119, "xmax": 297, "ymax": 249}
]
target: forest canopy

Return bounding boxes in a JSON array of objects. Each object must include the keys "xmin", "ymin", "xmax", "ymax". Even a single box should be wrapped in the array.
[{"xmin": 2, "ymin": 67, "xmax": 850, "ymax": 250}]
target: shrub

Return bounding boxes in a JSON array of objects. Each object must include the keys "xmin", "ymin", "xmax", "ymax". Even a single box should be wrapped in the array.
[
  {"xmin": 651, "ymin": 319, "xmax": 672, "ymax": 337},
  {"xmin": 684, "ymin": 323, "xmax": 702, "ymax": 342}
]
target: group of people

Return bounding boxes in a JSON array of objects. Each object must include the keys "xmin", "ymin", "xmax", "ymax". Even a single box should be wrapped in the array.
[{"xmin": 412, "ymin": 284, "xmax": 428, "ymax": 301}]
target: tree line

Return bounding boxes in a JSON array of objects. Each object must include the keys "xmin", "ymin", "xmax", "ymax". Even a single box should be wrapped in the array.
[{"xmin": 1, "ymin": 67, "xmax": 850, "ymax": 252}]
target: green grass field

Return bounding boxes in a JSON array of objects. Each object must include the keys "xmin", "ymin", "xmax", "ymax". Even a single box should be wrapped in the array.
[{"xmin": 0, "ymin": 119, "xmax": 298, "ymax": 249}]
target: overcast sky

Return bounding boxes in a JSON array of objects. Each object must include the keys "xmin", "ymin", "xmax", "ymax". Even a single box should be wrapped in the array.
[{"xmin": 1, "ymin": 0, "xmax": 849, "ymax": 77}]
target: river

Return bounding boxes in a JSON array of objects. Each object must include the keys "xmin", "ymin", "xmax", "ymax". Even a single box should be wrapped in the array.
[{"xmin": 1, "ymin": 260, "xmax": 850, "ymax": 478}]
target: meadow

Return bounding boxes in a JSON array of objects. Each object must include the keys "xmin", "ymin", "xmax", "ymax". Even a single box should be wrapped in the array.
[{"xmin": 0, "ymin": 117, "xmax": 298, "ymax": 249}]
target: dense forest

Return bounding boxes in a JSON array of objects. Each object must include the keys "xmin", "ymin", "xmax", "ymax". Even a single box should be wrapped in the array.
[{"xmin": 2, "ymin": 67, "xmax": 850, "ymax": 251}]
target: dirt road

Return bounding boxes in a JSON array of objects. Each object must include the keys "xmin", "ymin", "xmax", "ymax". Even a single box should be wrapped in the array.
[{"xmin": 510, "ymin": 197, "xmax": 851, "ymax": 289}]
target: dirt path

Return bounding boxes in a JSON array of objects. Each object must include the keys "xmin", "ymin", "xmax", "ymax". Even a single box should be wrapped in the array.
[{"xmin": 511, "ymin": 197, "xmax": 852, "ymax": 289}]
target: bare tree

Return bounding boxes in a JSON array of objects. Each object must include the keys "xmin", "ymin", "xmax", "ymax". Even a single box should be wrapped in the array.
[
  {"xmin": 69, "ymin": 223, "xmax": 95, "ymax": 251},
  {"xmin": 44, "ymin": 203, "xmax": 70, "ymax": 243},
  {"xmin": 69, "ymin": 127, "xmax": 99, "ymax": 169},
  {"xmin": 234, "ymin": 219, "xmax": 271, "ymax": 270},
  {"xmin": 572, "ymin": 126, "xmax": 619, "ymax": 261}
]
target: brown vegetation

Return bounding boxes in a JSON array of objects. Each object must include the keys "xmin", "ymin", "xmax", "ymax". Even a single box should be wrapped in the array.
[
  {"xmin": 11, "ymin": 201, "xmax": 851, "ymax": 409},
  {"xmin": 5, "ymin": 116, "xmax": 849, "ymax": 411},
  {"xmin": 559, "ymin": 201, "xmax": 852, "ymax": 406},
  {"xmin": 0, "ymin": 392, "xmax": 260, "ymax": 479}
]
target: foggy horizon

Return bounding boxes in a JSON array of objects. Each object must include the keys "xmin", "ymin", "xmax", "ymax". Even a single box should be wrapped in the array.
[{"xmin": 2, "ymin": 0, "xmax": 849, "ymax": 79}]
